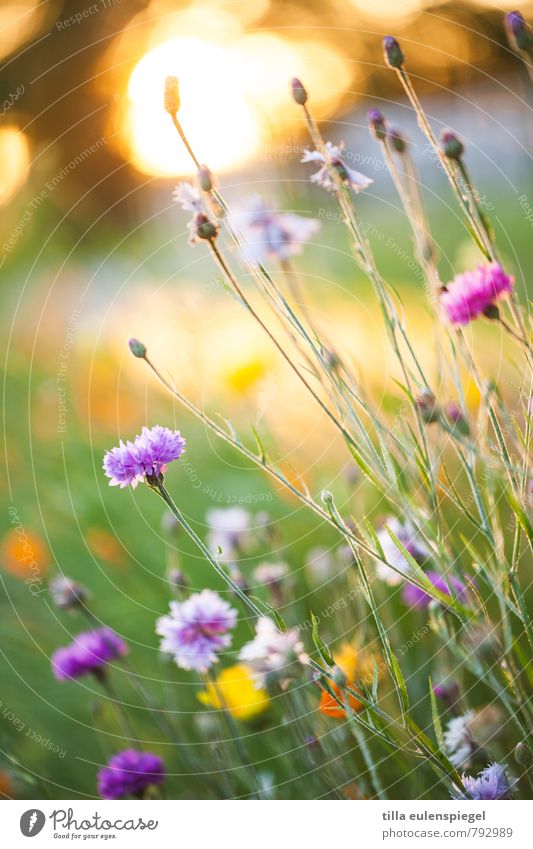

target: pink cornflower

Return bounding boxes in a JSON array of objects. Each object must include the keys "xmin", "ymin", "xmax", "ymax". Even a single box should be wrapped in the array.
[
  {"xmin": 156, "ymin": 589, "xmax": 237, "ymax": 672},
  {"xmin": 103, "ymin": 426, "xmax": 186, "ymax": 489},
  {"xmin": 301, "ymin": 142, "xmax": 373, "ymax": 193},
  {"xmin": 235, "ymin": 195, "xmax": 320, "ymax": 265},
  {"xmin": 440, "ymin": 263, "xmax": 514, "ymax": 326}
]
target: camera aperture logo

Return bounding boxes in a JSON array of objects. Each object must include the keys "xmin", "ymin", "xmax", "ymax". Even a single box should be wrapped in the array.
[
  {"xmin": 19, "ymin": 808, "xmax": 159, "ymax": 839},
  {"xmin": 20, "ymin": 809, "xmax": 46, "ymax": 836}
]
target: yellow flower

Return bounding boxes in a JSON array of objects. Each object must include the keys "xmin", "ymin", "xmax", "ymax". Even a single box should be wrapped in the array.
[{"xmin": 197, "ymin": 664, "xmax": 270, "ymax": 720}]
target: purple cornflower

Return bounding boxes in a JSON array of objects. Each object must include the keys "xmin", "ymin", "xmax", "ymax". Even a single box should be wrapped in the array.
[
  {"xmin": 52, "ymin": 628, "xmax": 127, "ymax": 681},
  {"xmin": 375, "ymin": 517, "xmax": 430, "ymax": 586},
  {"xmin": 301, "ymin": 142, "xmax": 373, "ymax": 193},
  {"xmin": 103, "ymin": 426, "xmax": 186, "ymax": 489},
  {"xmin": 98, "ymin": 749, "xmax": 165, "ymax": 799},
  {"xmin": 156, "ymin": 589, "xmax": 237, "ymax": 672},
  {"xmin": 459, "ymin": 763, "xmax": 511, "ymax": 800},
  {"xmin": 440, "ymin": 263, "xmax": 514, "ymax": 326},
  {"xmin": 235, "ymin": 195, "xmax": 320, "ymax": 266},
  {"xmin": 402, "ymin": 570, "xmax": 469, "ymax": 609}
]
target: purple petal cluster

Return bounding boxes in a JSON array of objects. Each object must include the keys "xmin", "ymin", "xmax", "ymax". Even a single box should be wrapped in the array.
[
  {"xmin": 460, "ymin": 763, "xmax": 511, "ymax": 800},
  {"xmin": 103, "ymin": 425, "xmax": 186, "ymax": 488},
  {"xmin": 98, "ymin": 749, "xmax": 165, "ymax": 799},
  {"xmin": 441, "ymin": 263, "xmax": 514, "ymax": 326},
  {"xmin": 402, "ymin": 571, "xmax": 468, "ymax": 609},
  {"xmin": 52, "ymin": 628, "xmax": 127, "ymax": 681},
  {"xmin": 301, "ymin": 142, "xmax": 374, "ymax": 193},
  {"xmin": 156, "ymin": 589, "xmax": 237, "ymax": 672},
  {"xmin": 236, "ymin": 195, "xmax": 320, "ymax": 265}
]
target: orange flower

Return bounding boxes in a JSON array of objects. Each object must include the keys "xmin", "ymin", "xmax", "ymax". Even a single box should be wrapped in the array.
[
  {"xmin": 1, "ymin": 527, "xmax": 50, "ymax": 581},
  {"xmin": 86, "ymin": 527, "xmax": 126, "ymax": 567},
  {"xmin": 318, "ymin": 641, "xmax": 383, "ymax": 720},
  {"xmin": 319, "ymin": 683, "xmax": 364, "ymax": 718}
]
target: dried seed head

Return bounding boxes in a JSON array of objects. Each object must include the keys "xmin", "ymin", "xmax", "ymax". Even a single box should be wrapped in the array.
[
  {"xmin": 128, "ymin": 338, "xmax": 146, "ymax": 358},
  {"xmin": 367, "ymin": 108, "xmax": 387, "ymax": 141},
  {"xmin": 291, "ymin": 77, "xmax": 308, "ymax": 105},
  {"xmin": 441, "ymin": 130, "xmax": 464, "ymax": 161},
  {"xmin": 164, "ymin": 76, "xmax": 180, "ymax": 115},
  {"xmin": 383, "ymin": 36, "xmax": 404, "ymax": 69},
  {"xmin": 506, "ymin": 11, "xmax": 533, "ymax": 53}
]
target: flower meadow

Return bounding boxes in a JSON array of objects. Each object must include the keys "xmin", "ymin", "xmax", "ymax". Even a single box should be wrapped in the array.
[{"xmin": 3, "ymin": 14, "xmax": 533, "ymax": 803}]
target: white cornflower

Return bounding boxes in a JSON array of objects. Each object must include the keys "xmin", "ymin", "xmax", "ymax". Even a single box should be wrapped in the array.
[
  {"xmin": 206, "ymin": 507, "xmax": 252, "ymax": 560},
  {"xmin": 254, "ymin": 562, "xmax": 288, "ymax": 585},
  {"xmin": 375, "ymin": 517, "xmax": 430, "ymax": 586},
  {"xmin": 239, "ymin": 617, "xmax": 305, "ymax": 688},
  {"xmin": 305, "ymin": 546, "xmax": 337, "ymax": 582},
  {"xmin": 301, "ymin": 142, "xmax": 373, "ymax": 193},
  {"xmin": 173, "ymin": 182, "xmax": 204, "ymax": 212},
  {"xmin": 235, "ymin": 195, "xmax": 320, "ymax": 265},
  {"xmin": 444, "ymin": 711, "xmax": 476, "ymax": 768}
]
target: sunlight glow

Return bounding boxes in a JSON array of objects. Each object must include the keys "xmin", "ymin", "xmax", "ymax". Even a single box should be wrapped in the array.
[
  {"xmin": 0, "ymin": 127, "xmax": 29, "ymax": 205},
  {"xmin": 126, "ymin": 32, "xmax": 350, "ymax": 176}
]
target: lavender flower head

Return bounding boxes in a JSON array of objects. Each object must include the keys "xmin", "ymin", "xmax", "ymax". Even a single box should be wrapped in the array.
[
  {"xmin": 52, "ymin": 628, "xmax": 127, "ymax": 681},
  {"xmin": 235, "ymin": 195, "xmax": 320, "ymax": 266},
  {"xmin": 459, "ymin": 763, "xmax": 511, "ymax": 800},
  {"xmin": 402, "ymin": 570, "xmax": 468, "ymax": 609},
  {"xmin": 239, "ymin": 616, "xmax": 305, "ymax": 688},
  {"xmin": 156, "ymin": 589, "xmax": 237, "ymax": 672},
  {"xmin": 301, "ymin": 142, "xmax": 374, "ymax": 193},
  {"xmin": 103, "ymin": 426, "xmax": 186, "ymax": 489},
  {"xmin": 98, "ymin": 749, "xmax": 165, "ymax": 800},
  {"xmin": 206, "ymin": 507, "xmax": 251, "ymax": 560},
  {"xmin": 441, "ymin": 263, "xmax": 514, "ymax": 326},
  {"xmin": 375, "ymin": 517, "xmax": 430, "ymax": 586}
]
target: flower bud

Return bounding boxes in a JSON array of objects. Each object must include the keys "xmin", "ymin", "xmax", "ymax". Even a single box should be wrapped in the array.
[
  {"xmin": 515, "ymin": 741, "xmax": 533, "ymax": 768},
  {"xmin": 128, "ymin": 338, "xmax": 146, "ymax": 359},
  {"xmin": 49, "ymin": 575, "xmax": 89, "ymax": 611},
  {"xmin": 389, "ymin": 126, "xmax": 407, "ymax": 154},
  {"xmin": 167, "ymin": 568, "xmax": 188, "ymax": 591},
  {"xmin": 164, "ymin": 76, "xmax": 180, "ymax": 115},
  {"xmin": 506, "ymin": 11, "xmax": 533, "ymax": 53},
  {"xmin": 331, "ymin": 665, "xmax": 347, "ymax": 688},
  {"xmin": 444, "ymin": 402, "xmax": 470, "ymax": 436},
  {"xmin": 291, "ymin": 77, "xmax": 308, "ymax": 105},
  {"xmin": 441, "ymin": 130, "xmax": 464, "ymax": 161},
  {"xmin": 198, "ymin": 165, "xmax": 214, "ymax": 193},
  {"xmin": 416, "ymin": 388, "xmax": 439, "ymax": 424},
  {"xmin": 194, "ymin": 213, "xmax": 218, "ymax": 242},
  {"xmin": 368, "ymin": 108, "xmax": 387, "ymax": 141},
  {"xmin": 383, "ymin": 36, "xmax": 404, "ymax": 69}
]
